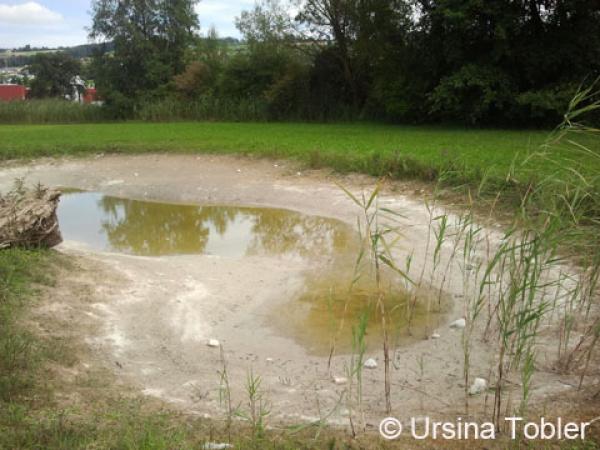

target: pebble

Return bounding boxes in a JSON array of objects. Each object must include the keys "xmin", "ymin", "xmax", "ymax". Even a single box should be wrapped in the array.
[
  {"xmin": 364, "ymin": 358, "xmax": 378, "ymax": 369},
  {"xmin": 333, "ymin": 376, "xmax": 348, "ymax": 385},
  {"xmin": 266, "ymin": 357, "xmax": 274, "ymax": 363},
  {"xmin": 207, "ymin": 339, "xmax": 220, "ymax": 348},
  {"xmin": 449, "ymin": 318, "xmax": 466, "ymax": 329},
  {"xmin": 430, "ymin": 333, "xmax": 441, "ymax": 339},
  {"xmin": 469, "ymin": 377, "xmax": 488, "ymax": 395},
  {"xmin": 203, "ymin": 443, "xmax": 233, "ymax": 450}
]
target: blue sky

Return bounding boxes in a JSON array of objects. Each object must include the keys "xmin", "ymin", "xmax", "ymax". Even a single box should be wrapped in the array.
[{"xmin": 0, "ymin": 0, "xmax": 254, "ymax": 48}]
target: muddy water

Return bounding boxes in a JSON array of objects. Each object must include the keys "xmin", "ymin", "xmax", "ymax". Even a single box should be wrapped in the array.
[
  {"xmin": 58, "ymin": 192, "xmax": 448, "ymax": 355},
  {"xmin": 273, "ymin": 270, "xmax": 448, "ymax": 355},
  {"xmin": 57, "ymin": 192, "xmax": 355, "ymax": 258}
]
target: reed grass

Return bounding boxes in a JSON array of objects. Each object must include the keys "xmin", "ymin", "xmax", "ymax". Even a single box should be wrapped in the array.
[{"xmin": 0, "ymin": 99, "xmax": 106, "ymax": 124}]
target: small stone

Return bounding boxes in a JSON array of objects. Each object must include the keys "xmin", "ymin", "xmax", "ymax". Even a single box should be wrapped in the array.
[
  {"xmin": 469, "ymin": 377, "xmax": 488, "ymax": 395},
  {"xmin": 134, "ymin": 172, "xmax": 139, "ymax": 177},
  {"xmin": 203, "ymin": 443, "xmax": 233, "ymax": 450},
  {"xmin": 430, "ymin": 333, "xmax": 441, "ymax": 339},
  {"xmin": 265, "ymin": 357, "xmax": 274, "ymax": 363},
  {"xmin": 449, "ymin": 318, "xmax": 466, "ymax": 329},
  {"xmin": 296, "ymin": 171, "xmax": 302, "ymax": 176},
  {"xmin": 236, "ymin": 169, "xmax": 242, "ymax": 173},
  {"xmin": 333, "ymin": 376, "xmax": 348, "ymax": 385},
  {"xmin": 364, "ymin": 358, "xmax": 378, "ymax": 369},
  {"xmin": 207, "ymin": 339, "xmax": 220, "ymax": 348}
]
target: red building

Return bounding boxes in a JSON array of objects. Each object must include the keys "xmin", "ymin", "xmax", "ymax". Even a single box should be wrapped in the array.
[
  {"xmin": 0, "ymin": 84, "xmax": 27, "ymax": 101},
  {"xmin": 83, "ymin": 87, "xmax": 98, "ymax": 104}
]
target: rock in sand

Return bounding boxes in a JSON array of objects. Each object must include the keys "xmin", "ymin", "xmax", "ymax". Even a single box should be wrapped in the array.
[
  {"xmin": 364, "ymin": 358, "xmax": 378, "ymax": 369},
  {"xmin": 449, "ymin": 318, "xmax": 466, "ymax": 329},
  {"xmin": 469, "ymin": 377, "xmax": 488, "ymax": 395},
  {"xmin": 207, "ymin": 339, "xmax": 220, "ymax": 348}
]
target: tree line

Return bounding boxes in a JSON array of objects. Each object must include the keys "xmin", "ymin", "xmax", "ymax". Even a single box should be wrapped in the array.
[{"xmin": 27, "ymin": 0, "xmax": 600, "ymax": 126}]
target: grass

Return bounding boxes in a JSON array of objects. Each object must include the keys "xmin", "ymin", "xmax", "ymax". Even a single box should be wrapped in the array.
[
  {"xmin": 0, "ymin": 120, "xmax": 567, "ymax": 179},
  {"xmin": 1, "ymin": 121, "xmax": 597, "ymax": 187}
]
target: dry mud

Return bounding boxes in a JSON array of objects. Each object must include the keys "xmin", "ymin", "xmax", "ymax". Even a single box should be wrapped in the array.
[{"xmin": 0, "ymin": 154, "xmax": 583, "ymax": 427}]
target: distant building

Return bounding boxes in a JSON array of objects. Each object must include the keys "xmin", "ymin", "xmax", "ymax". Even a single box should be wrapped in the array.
[
  {"xmin": 83, "ymin": 87, "xmax": 98, "ymax": 104},
  {"xmin": 0, "ymin": 84, "xmax": 27, "ymax": 101}
]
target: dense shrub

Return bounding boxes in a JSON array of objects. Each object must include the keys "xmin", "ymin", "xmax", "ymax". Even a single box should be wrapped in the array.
[{"xmin": 428, "ymin": 65, "xmax": 516, "ymax": 125}]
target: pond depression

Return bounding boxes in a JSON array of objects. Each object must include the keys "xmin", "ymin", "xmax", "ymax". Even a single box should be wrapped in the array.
[{"xmin": 57, "ymin": 191, "xmax": 448, "ymax": 354}]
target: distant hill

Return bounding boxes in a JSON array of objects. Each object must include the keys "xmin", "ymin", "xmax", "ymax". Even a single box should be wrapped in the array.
[
  {"xmin": 0, "ymin": 37, "xmax": 241, "ymax": 62},
  {"xmin": 0, "ymin": 42, "xmax": 116, "ymax": 67},
  {"xmin": 0, "ymin": 38, "xmax": 240, "ymax": 67}
]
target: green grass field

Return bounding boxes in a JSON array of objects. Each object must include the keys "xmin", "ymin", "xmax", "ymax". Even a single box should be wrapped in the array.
[{"xmin": 0, "ymin": 121, "xmax": 560, "ymax": 179}]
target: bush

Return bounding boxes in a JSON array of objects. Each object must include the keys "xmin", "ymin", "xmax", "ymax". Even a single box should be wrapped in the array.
[
  {"xmin": 174, "ymin": 61, "xmax": 215, "ymax": 99},
  {"xmin": 428, "ymin": 64, "xmax": 515, "ymax": 125},
  {"xmin": 264, "ymin": 63, "xmax": 310, "ymax": 120},
  {"xmin": 514, "ymin": 84, "xmax": 579, "ymax": 126}
]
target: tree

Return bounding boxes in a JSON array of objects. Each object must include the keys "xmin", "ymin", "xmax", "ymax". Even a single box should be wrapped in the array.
[
  {"xmin": 296, "ymin": 0, "xmax": 413, "ymax": 111},
  {"xmin": 413, "ymin": 0, "xmax": 600, "ymax": 124},
  {"xmin": 236, "ymin": 0, "xmax": 297, "ymax": 45},
  {"xmin": 297, "ymin": 0, "xmax": 358, "ymax": 105},
  {"xmin": 89, "ymin": 0, "xmax": 199, "ymax": 114},
  {"xmin": 28, "ymin": 52, "xmax": 81, "ymax": 99}
]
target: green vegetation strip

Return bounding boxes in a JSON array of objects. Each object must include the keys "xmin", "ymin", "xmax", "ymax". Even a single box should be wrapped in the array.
[{"xmin": 0, "ymin": 121, "xmax": 558, "ymax": 178}]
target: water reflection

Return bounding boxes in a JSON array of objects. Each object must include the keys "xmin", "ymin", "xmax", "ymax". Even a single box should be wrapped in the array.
[{"xmin": 57, "ymin": 192, "xmax": 357, "ymax": 258}]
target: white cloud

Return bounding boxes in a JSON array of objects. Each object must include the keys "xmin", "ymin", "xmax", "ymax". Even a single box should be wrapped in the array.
[
  {"xmin": 0, "ymin": 1, "xmax": 63, "ymax": 26},
  {"xmin": 195, "ymin": 0, "xmax": 255, "ymax": 37}
]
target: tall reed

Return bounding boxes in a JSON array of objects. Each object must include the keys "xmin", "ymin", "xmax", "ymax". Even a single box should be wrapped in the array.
[{"xmin": 0, "ymin": 99, "xmax": 105, "ymax": 124}]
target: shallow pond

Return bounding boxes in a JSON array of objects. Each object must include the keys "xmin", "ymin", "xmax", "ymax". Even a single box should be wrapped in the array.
[
  {"xmin": 57, "ymin": 192, "xmax": 355, "ymax": 258},
  {"xmin": 58, "ymin": 191, "xmax": 448, "ymax": 354}
]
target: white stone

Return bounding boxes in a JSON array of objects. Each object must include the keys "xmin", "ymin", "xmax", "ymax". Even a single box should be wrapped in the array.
[
  {"xmin": 430, "ymin": 333, "xmax": 441, "ymax": 339},
  {"xmin": 207, "ymin": 339, "xmax": 220, "ymax": 348},
  {"xmin": 364, "ymin": 358, "xmax": 378, "ymax": 369},
  {"xmin": 265, "ymin": 357, "xmax": 274, "ymax": 363},
  {"xmin": 449, "ymin": 318, "xmax": 466, "ymax": 329},
  {"xmin": 469, "ymin": 377, "xmax": 488, "ymax": 395},
  {"xmin": 203, "ymin": 443, "xmax": 233, "ymax": 450},
  {"xmin": 333, "ymin": 376, "xmax": 348, "ymax": 385},
  {"xmin": 236, "ymin": 169, "xmax": 242, "ymax": 173}
]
